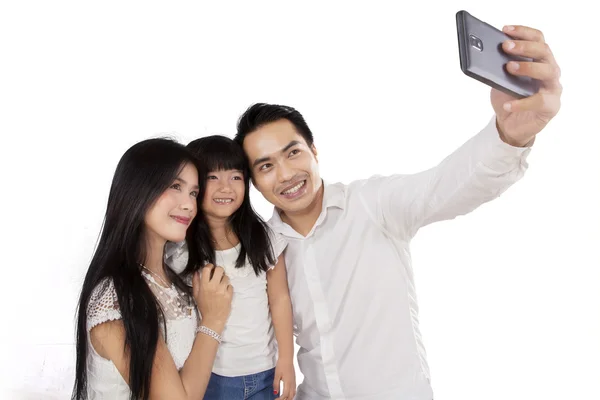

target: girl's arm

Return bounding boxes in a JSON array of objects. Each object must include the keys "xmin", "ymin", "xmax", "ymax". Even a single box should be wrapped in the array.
[{"xmin": 267, "ymin": 254, "xmax": 296, "ymax": 399}]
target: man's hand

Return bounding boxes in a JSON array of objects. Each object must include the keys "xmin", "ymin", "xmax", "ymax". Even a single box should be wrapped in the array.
[{"xmin": 491, "ymin": 24, "xmax": 562, "ymax": 147}]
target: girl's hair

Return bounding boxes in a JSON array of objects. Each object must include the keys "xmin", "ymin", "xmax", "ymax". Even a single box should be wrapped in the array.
[
  {"xmin": 72, "ymin": 138, "xmax": 202, "ymax": 400},
  {"xmin": 185, "ymin": 135, "xmax": 276, "ymax": 276}
]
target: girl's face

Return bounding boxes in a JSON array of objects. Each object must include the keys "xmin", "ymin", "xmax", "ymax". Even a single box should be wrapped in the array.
[
  {"xmin": 202, "ymin": 169, "xmax": 245, "ymax": 221},
  {"xmin": 144, "ymin": 162, "xmax": 199, "ymax": 244}
]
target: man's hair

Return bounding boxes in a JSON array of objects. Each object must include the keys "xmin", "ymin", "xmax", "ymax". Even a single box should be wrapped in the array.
[{"xmin": 234, "ymin": 103, "xmax": 314, "ymax": 147}]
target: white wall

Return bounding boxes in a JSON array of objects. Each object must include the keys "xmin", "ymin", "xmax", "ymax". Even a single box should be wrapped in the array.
[{"xmin": 1, "ymin": 1, "xmax": 598, "ymax": 399}]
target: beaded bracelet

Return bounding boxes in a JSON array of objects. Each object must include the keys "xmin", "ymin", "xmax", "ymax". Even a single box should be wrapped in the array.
[{"xmin": 196, "ymin": 325, "xmax": 222, "ymax": 344}]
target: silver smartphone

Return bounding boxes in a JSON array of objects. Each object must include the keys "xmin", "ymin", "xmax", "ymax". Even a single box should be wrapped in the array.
[{"xmin": 456, "ymin": 10, "xmax": 539, "ymax": 99}]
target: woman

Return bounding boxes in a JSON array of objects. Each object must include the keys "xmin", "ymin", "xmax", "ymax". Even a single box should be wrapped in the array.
[{"xmin": 72, "ymin": 138, "xmax": 232, "ymax": 400}]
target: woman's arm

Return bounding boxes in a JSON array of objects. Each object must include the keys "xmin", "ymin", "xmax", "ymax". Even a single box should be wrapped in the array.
[
  {"xmin": 90, "ymin": 317, "xmax": 224, "ymax": 399},
  {"xmin": 90, "ymin": 266, "xmax": 232, "ymax": 400}
]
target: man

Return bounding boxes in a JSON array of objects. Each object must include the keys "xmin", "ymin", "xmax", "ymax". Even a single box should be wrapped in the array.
[{"xmin": 233, "ymin": 24, "xmax": 561, "ymax": 399}]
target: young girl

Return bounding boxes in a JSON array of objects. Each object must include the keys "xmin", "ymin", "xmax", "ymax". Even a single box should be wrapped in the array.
[
  {"xmin": 72, "ymin": 138, "xmax": 233, "ymax": 400},
  {"xmin": 166, "ymin": 135, "xmax": 296, "ymax": 400}
]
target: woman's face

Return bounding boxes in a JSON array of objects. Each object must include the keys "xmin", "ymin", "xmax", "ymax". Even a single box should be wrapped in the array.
[{"xmin": 144, "ymin": 162, "xmax": 199, "ymax": 244}]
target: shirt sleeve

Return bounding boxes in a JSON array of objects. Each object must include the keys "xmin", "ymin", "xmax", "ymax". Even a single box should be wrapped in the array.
[
  {"xmin": 164, "ymin": 240, "xmax": 189, "ymax": 274},
  {"xmin": 86, "ymin": 278, "xmax": 122, "ymax": 332},
  {"xmin": 358, "ymin": 116, "xmax": 533, "ymax": 239},
  {"xmin": 268, "ymin": 229, "xmax": 288, "ymax": 270}
]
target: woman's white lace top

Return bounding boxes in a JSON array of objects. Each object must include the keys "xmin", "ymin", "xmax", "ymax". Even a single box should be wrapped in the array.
[{"xmin": 84, "ymin": 273, "xmax": 198, "ymax": 399}]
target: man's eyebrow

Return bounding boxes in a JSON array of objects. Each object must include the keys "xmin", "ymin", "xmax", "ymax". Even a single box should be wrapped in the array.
[
  {"xmin": 282, "ymin": 140, "xmax": 301, "ymax": 153},
  {"xmin": 252, "ymin": 140, "xmax": 302, "ymax": 168}
]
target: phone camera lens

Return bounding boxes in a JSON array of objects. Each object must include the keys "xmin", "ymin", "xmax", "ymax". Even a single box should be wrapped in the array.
[{"xmin": 469, "ymin": 35, "xmax": 483, "ymax": 52}]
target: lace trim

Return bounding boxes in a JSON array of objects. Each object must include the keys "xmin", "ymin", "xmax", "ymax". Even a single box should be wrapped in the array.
[
  {"xmin": 86, "ymin": 278, "xmax": 122, "ymax": 332},
  {"xmin": 141, "ymin": 271, "xmax": 196, "ymax": 321},
  {"xmin": 86, "ymin": 276, "xmax": 198, "ymax": 372}
]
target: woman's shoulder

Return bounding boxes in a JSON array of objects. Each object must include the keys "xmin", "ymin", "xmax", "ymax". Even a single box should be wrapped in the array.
[{"xmin": 86, "ymin": 277, "xmax": 122, "ymax": 332}]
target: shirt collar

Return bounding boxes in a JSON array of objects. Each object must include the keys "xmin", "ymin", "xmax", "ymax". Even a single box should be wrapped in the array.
[{"xmin": 268, "ymin": 179, "xmax": 345, "ymax": 232}]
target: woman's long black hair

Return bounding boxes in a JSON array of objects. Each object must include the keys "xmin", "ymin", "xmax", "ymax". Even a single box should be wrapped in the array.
[
  {"xmin": 72, "ymin": 138, "xmax": 202, "ymax": 400},
  {"xmin": 184, "ymin": 135, "xmax": 276, "ymax": 276}
]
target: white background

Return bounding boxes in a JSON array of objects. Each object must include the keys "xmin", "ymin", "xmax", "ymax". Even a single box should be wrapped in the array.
[{"xmin": 1, "ymin": 1, "xmax": 598, "ymax": 399}]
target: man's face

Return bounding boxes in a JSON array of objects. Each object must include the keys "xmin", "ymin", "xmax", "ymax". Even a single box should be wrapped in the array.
[{"xmin": 242, "ymin": 119, "xmax": 321, "ymax": 215}]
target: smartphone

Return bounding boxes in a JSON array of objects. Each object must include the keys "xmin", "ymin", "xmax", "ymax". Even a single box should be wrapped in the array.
[{"xmin": 456, "ymin": 10, "xmax": 539, "ymax": 99}]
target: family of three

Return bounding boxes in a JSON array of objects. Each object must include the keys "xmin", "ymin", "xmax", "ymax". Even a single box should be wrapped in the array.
[{"xmin": 72, "ymin": 23, "xmax": 561, "ymax": 400}]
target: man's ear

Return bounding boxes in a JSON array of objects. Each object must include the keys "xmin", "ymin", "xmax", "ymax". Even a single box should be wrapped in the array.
[{"xmin": 311, "ymin": 144, "xmax": 318, "ymax": 163}]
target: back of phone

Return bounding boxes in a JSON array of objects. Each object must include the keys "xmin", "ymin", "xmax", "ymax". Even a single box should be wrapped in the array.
[{"xmin": 456, "ymin": 10, "xmax": 538, "ymax": 98}]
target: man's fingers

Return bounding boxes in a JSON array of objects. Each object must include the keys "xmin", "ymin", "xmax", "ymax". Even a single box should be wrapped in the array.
[
  {"xmin": 503, "ymin": 91, "xmax": 560, "ymax": 116},
  {"xmin": 502, "ymin": 39, "xmax": 555, "ymax": 63},
  {"xmin": 502, "ymin": 25, "xmax": 545, "ymax": 43},
  {"xmin": 501, "ymin": 27, "xmax": 561, "ymax": 93},
  {"xmin": 505, "ymin": 60, "xmax": 560, "ymax": 82}
]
